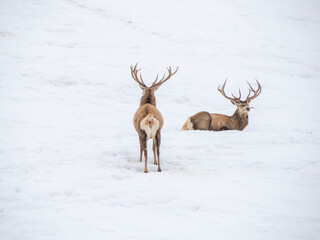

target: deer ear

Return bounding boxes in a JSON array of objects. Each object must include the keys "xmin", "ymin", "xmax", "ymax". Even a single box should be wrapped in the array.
[{"xmin": 230, "ymin": 99, "xmax": 237, "ymax": 105}]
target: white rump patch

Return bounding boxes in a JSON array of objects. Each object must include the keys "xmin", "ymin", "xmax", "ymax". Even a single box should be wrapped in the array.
[
  {"xmin": 185, "ymin": 118, "xmax": 194, "ymax": 130},
  {"xmin": 140, "ymin": 115, "xmax": 160, "ymax": 139}
]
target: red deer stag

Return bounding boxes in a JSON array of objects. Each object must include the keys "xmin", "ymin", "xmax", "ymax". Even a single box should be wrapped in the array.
[
  {"xmin": 182, "ymin": 80, "xmax": 261, "ymax": 131},
  {"xmin": 131, "ymin": 63, "xmax": 178, "ymax": 173}
]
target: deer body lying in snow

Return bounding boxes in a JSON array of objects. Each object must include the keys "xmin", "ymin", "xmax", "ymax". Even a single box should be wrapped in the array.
[{"xmin": 182, "ymin": 80, "xmax": 261, "ymax": 131}]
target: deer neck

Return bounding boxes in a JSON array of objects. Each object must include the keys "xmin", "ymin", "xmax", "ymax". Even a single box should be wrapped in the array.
[
  {"xmin": 140, "ymin": 90, "xmax": 156, "ymax": 107},
  {"xmin": 231, "ymin": 109, "xmax": 248, "ymax": 130}
]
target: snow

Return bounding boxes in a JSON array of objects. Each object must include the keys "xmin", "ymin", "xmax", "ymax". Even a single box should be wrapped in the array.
[{"xmin": 1, "ymin": 0, "xmax": 320, "ymax": 239}]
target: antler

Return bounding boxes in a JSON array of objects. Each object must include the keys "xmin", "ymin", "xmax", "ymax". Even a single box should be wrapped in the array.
[
  {"xmin": 150, "ymin": 66, "xmax": 179, "ymax": 89},
  {"xmin": 131, "ymin": 63, "xmax": 178, "ymax": 90},
  {"xmin": 218, "ymin": 79, "xmax": 242, "ymax": 102},
  {"xmin": 130, "ymin": 63, "xmax": 147, "ymax": 89},
  {"xmin": 245, "ymin": 79, "xmax": 262, "ymax": 102}
]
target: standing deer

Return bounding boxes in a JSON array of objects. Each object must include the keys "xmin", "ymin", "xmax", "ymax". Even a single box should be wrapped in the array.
[
  {"xmin": 131, "ymin": 63, "xmax": 178, "ymax": 173},
  {"xmin": 182, "ymin": 80, "xmax": 261, "ymax": 131}
]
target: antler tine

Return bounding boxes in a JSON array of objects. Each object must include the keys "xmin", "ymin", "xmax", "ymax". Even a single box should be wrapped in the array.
[
  {"xmin": 158, "ymin": 66, "xmax": 171, "ymax": 82},
  {"xmin": 218, "ymin": 79, "xmax": 237, "ymax": 101},
  {"xmin": 247, "ymin": 81, "xmax": 255, "ymax": 92},
  {"xmin": 139, "ymin": 72, "xmax": 147, "ymax": 86},
  {"xmin": 130, "ymin": 65, "xmax": 138, "ymax": 83},
  {"xmin": 130, "ymin": 63, "xmax": 147, "ymax": 88},
  {"xmin": 246, "ymin": 79, "xmax": 262, "ymax": 102},
  {"xmin": 130, "ymin": 63, "xmax": 139, "ymax": 82},
  {"xmin": 245, "ymin": 89, "xmax": 252, "ymax": 100},
  {"xmin": 231, "ymin": 88, "xmax": 242, "ymax": 100},
  {"xmin": 151, "ymin": 74, "xmax": 159, "ymax": 86},
  {"xmin": 217, "ymin": 79, "xmax": 226, "ymax": 92},
  {"xmin": 151, "ymin": 72, "xmax": 165, "ymax": 86},
  {"xmin": 150, "ymin": 66, "xmax": 179, "ymax": 89}
]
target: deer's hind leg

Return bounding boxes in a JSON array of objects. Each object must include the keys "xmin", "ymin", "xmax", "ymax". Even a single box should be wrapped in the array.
[
  {"xmin": 190, "ymin": 111, "xmax": 212, "ymax": 130},
  {"xmin": 139, "ymin": 132, "xmax": 148, "ymax": 173},
  {"xmin": 156, "ymin": 131, "xmax": 161, "ymax": 172},
  {"xmin": 152, "ymin": 138, "xmax": 157, "ymax": 165},
  {"xmin": 138, "ymin": 133, "xmax": 146, "ymax": 162}
]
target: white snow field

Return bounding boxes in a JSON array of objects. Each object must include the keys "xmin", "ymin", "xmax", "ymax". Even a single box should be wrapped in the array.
[{"xmin": 1, "ymin": 0, "xmax": 320, "ymax": 239}]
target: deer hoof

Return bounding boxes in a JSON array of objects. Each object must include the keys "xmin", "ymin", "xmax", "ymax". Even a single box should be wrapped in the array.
[
  {"xmin": 144, "ymin": 170, "xmax": 148, "ymax": 173},
  {"xmin": 154, "ymin": 162, "xmax": 158, "ymax": 165},
  {"xmin": 158, "ymin": 169, "xmax": 162, "ymax": 172}
]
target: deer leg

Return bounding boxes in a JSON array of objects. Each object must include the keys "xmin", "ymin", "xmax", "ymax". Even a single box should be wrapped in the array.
[
  {"xmin": 139, "ymin": 144, "xmax": 143, "ymax": 163},
  {"xmin": 144, "ymin": 147, "xmax": 148, "ymax": 173},
  {"xmin": 156, "ymin": 131, "xmax": 161, "ymax": 172},
  {"xmin": 140, "ymin": 135, "xmax": 148, "ymax": 173},
  {"xmin": 139, "ymin": 135, "xmax": 145, "ymax": 162},
  {"xmin": 152, "ymin": 138, "xmax": 157, "ymax": 165},
  {"xmin": 139, "ymin": 133, "xmax": 148, "ymax": 173}
]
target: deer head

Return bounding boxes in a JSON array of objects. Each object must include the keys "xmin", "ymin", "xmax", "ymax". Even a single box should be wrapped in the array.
[
  {"xmin": 218, "ymin": 79, "xmax": 262, "ymax": 115},
  {"xmin": 130, "ymin": 63, "xmax": 179, "ymax": 107}
]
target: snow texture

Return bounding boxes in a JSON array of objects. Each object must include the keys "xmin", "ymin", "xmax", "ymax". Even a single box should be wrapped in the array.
[{"xmin": 1, "ymin": 0, "xmax": 320, "ymax": 239}]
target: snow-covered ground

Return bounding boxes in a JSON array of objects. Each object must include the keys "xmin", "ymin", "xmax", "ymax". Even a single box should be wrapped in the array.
[{"xmin": 1, "ymin": 0, "xmax": 320, "ymax": 239}]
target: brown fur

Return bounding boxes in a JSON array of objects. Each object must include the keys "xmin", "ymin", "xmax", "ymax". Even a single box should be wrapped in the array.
[
  {"xmin": 133, "ymin": 104, "xmax": 163, "ymax": 134},
  {"xmin": 210, "ymin": 110, "xmax": 248, "ymax": 131},
  {"xmin": 131, "ymin": 63, "xmax": 178, "ymax": 172},
  {"xmin": 133, "ymin": 103, "xmax": 163, "ymax": 173},
  {"xmin": 187, "ymin": 111, "xmax": 212, "ymax": 130},
  {"xmin": 182, "ymin": 80, "xmax": 260, "ymax": 132},
  {"xmin": 139, "ymin": 89, "xmax": 156, "ymax": 107},
  {"xmin": 183, "ymin": 109, "xmax": 248, "ymax": 131}
]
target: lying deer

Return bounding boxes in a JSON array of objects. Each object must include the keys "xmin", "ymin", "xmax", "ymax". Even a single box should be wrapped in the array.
[
  {"xmin": 182, "ymin": 80, "xmax": 261, "ymax": 131},
  {"xmin": 131, "ymin": 63, "xmax": 178, "ymax": 173}
]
